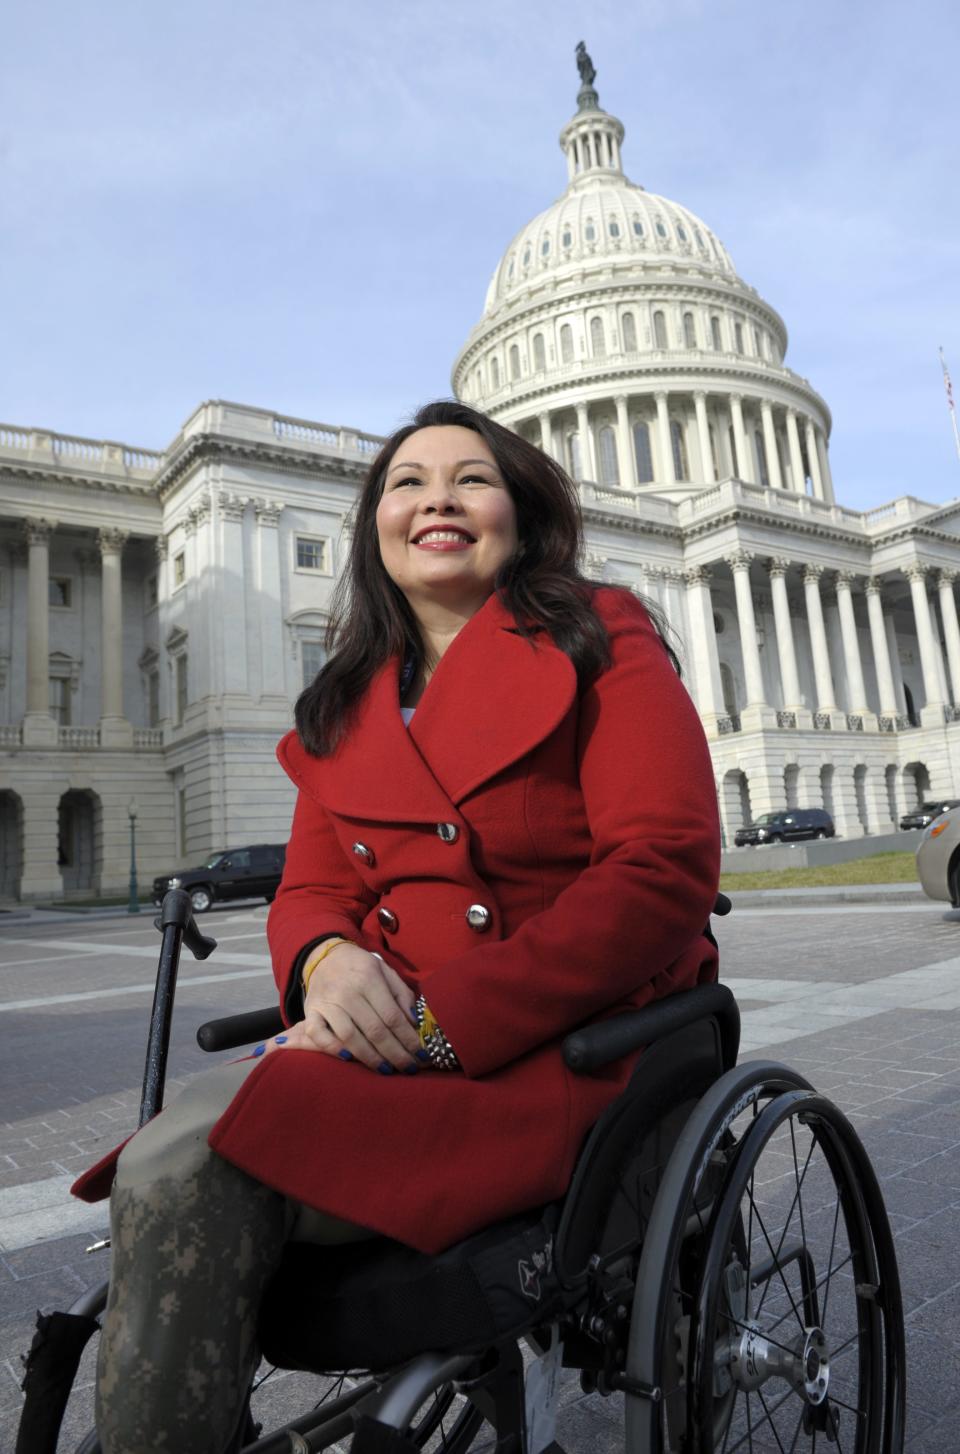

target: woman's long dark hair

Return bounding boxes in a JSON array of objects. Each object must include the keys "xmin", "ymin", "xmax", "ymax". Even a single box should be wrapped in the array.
[{"xmin": 295, "ymin": 399, "xmax": 676, "ymax": 756}]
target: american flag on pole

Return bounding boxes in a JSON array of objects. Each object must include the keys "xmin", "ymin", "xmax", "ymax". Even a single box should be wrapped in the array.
[{"xmin": 941, "ymin": 347, "xmax": 960, "ymax": 464}]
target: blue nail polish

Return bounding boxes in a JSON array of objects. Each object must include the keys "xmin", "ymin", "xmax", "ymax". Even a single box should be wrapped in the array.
[
  {"xmin": 252, "ymin": 1044, "xmax": 266, "ymax": 1057},
  {"xmin": 338, "ymin": 1048, "xmax": 354, "ymax": 1062},
  {"xmin": 403, "ymin": 1064, "xmax": 419, "ymax": 1075},
  {"xmin": 377, "ymin": 1061, "xmax": 395, "ymax": 1075},
  {"xmin": 416, "ymin": 1049, "xmax": 430, "ymax": 1063},
  {"xmin": 409, "ymin": 1009, "xmax": 419, "ymax": 1025},
  {"xmin": 275, "ymin": 1034, "xmax": 288, "ymax": 1044}
]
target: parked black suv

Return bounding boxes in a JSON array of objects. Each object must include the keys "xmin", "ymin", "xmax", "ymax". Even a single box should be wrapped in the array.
[
  {"xmin": 899, "ymin": 799, "xmax": 960, "ymax": 831},
  {"xmin": 734, "ymin": 808, "xmax": 835, "ymax": 847},
  {"xmin": 152, "ymin": 844, "xmax": 286, "ymax": 913}
]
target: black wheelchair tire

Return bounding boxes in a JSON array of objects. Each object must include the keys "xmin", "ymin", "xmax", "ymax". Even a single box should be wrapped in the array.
[{"xmin": 623, "ymin": 1061, "xmax": 905, "ymax": 1453}]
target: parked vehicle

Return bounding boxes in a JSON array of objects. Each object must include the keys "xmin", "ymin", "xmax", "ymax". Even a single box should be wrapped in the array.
[
  {"xmin": 152, "ymin": 844, "xmax": 286, "ymax": 913},
  {"xmin": 900, "ymin": 798, "xmax": 960, "ymax": 831},
  {"xmin": 915, "ymin": 807, "xmax": 960, "ymax": 904},
  {"xmin": 734, "ymin": 808, "xmax": 835, "ymax": 847}
]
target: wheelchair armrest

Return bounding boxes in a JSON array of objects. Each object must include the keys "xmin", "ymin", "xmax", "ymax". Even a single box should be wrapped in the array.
[
  {"xmin": 561, "ymin": 984, "xmax": 740, "ymax": 1074},
  {"xmin": 197, "ymin": 1006, "xmax": 285, "ymax": 1052}
]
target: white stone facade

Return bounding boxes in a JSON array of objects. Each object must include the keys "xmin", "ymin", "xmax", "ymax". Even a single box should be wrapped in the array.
[{"xmin": 3, "ymin": 78, "xmax": 960, "ymax": 899}]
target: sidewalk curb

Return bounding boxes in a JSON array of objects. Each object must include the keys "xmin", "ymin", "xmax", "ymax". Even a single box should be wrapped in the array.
[{"xmin": 726, "ymin": 883, "xmax": 930, "ymax": 909}]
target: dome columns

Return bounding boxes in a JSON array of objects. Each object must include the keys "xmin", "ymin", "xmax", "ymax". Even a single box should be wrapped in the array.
[
  {"xmin": 614, "ymin": 395, "xmax": 633, "ymax": 488},
  {"xmin": 654, "ymin": 393, "xmax": 675, "ymax": 487},
  {"xmin": 760, "ymin": 400, "xmax": 783, "ymax": 490},
  {"xmin": 730, "ymin": 395, "xmax": 752, "ymax": 484}
]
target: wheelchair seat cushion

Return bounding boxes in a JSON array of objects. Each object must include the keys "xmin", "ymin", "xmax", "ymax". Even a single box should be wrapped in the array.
[{"xmin": 258, "ymin": 1203, "xmax": 563, "ymax": 1373}]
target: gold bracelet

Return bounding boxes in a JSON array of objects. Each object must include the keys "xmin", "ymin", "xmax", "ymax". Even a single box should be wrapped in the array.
[{"xmin": 302, "ymin": 937, "xmax": 353, "ymax": 994}]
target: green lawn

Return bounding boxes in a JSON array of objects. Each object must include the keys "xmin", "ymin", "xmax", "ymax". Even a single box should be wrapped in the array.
[{"xmin": 720, "ymin": 850, "xmax": 919, "ymax": 891}]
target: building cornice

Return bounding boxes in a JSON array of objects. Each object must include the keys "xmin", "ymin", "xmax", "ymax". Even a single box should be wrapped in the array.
[{"xmin": 153, "ymin": 432, "xmax": 370, "ymax": 500}]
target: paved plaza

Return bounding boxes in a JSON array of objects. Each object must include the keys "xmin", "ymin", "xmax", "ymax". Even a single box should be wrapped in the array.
[{"xmin": 2, "ymin": 895, "xmax": 959, "ymax": 1450}]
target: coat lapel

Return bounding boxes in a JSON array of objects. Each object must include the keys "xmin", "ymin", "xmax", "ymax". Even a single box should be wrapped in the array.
[{"xmin": 278, "ymin": 594, "xmax": 578, "ymax": 820}]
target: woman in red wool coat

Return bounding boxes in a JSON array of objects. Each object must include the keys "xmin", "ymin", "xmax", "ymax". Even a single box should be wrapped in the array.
[{"xmin": 77, "ymin": 399, "xmax": 720, "ymax": 1454}]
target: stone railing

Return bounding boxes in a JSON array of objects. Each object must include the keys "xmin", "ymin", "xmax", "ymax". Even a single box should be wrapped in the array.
[
  {"xmin": 0, "ymin": 724, "xmax": 22, "ymax": 747},
  {"xmin": 134, "ymin": 728, "xmax": 164, "ymax": 749},
  {"xmin": 271, "ymin": 414, "xmax": 385, "ymax": 456},
  {"xmin": 776, "ymin": 710, "xmax": 797, "ymax": 728},
  {"xmin": 0, "ymin": 425, "xmax": 163, "ymax": 479},
  {"xmin": 59, "ymin": 726, "xmax": 101, "ymax": 748},
  {"xmin": 717, "ymin": 714, "xmax": 741, "ymax": 734}
]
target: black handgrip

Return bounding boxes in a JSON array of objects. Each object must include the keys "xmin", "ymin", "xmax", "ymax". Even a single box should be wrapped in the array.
[
  {"xmin": 562, "ymin": 984, "xmax": 740, "ymax": 1074},
  {"xmin": 153, "ymin": 888, "xmax": 217, "ymax": 960},
  {"xmin": 197, "ymin": 1006, "xmax": 285, "ymax": 1053},
  {"xmin": 714, "ymin": 891, "xmax": 732, "ymax": 916}
]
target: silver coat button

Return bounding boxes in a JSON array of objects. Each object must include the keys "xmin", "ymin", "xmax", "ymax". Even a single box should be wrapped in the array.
[
  {"xmin": 465, "ymin": 903, "xmax": 492, "ymax": 932},
  {"xmin": 352, "ymin": 842, "xmax": 375, "ymax": 866},
  {"xmin": 436, "ymin": 823, "xmax": 459, "ymax": 844},
  {"xmin": 377, "ymin": 906, "xmax": 399, "ymax": 933}
]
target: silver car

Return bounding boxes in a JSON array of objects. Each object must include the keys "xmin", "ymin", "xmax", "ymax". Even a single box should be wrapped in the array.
[{"xmin": 915, "ymin": 807, "xmax": 960, "ymax": 904}]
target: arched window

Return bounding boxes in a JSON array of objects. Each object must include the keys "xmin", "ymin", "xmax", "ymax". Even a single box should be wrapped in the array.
[
  {"xmin": 559, "ymin": 323, "xmax": 574, "ymax": 364},
  {"xmin": 632, "ymin": 216, "xmax": 644, "ymax": 237},
  {"xmin": 653, "ymin": 310, "xmax": 668, "ymax": 350},
  {"xmin": 734, "ymin": 321, "xmax": 744, "ymax": 354},
  {"xmin": 522, "ymin": 247, "xmax": 531, "ymax": 269},
  {"xmin": 609, "ymin": 218, "xmax": 621, "ymax": 238},
  {"xmin": 694, "ymin": 227, "xmax": 705, "ymax": 248},
  {"xmin": 585, "ymin": 220, "xmax": 597, "ymax": 243},
  {"xmin": 633, "ymin": 422, "xmax": 654, "ymax": 483},
  {"xmin": 621, "ymin": 311, "xmax": 637, "ymax": 352},
  {"xmin": 655, "ymin": 218, "xmax": 668, "ymax": 238},
  {"xmin": 507, "ymin": 257, "xmax": 515, "ymax": 280},
  {"xmin": 710, "ymin": 315, "xmax": 722, "ymax": 350},
  {"xmin": 598, "ymin": 426, "xmax": 619, "ymax": 486},
  {"xmin": 562, "ymin": 227, "xmax": 573, "ymax": 249},
  {"xmin": 567, "ymin": 432, "xmax": 582, "ymax": 478},
  {"xmin": 532, "ymin": 333, "xmax": 546, "ymax": 372},
  {"xmin": 708, "ymin": 423, "xmax": 721, "ymax": 477},
  {"xmin": 677, "ymin": 223, "xmax": 688, "ymax": 242},
  {"xmin": 490, "ymin": 355, "xmax": 500, "ymax": 389},
  {"xmin": 509, "ymin": 344, "xmax": 521, "ymax": 380},
  {"xmin": 590, "ymin": 316, "xmax": 606, "ymax": 356},
  {"xmin": 541, "ymin": 235, "xmax": 551, "ymax": 257},
  {"xmin": 753, "ymin": 326, "xmax": 763, "ymax": 356},
  {"xmin": 683, "ymin": 311, "xmax": 697, "ymax": 348},
  {"xmin": 754, "ymin": 429, "xmax": 770, "ymax": 488},
  {"xmin": 671, "ymin": 420, "xmax": 689, "ymax": 480}
]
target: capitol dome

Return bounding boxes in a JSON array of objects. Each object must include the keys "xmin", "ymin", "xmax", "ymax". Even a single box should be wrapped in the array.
[{"xmin": 453, "ymin": 53, "xmax": 834, "ymax": 504}]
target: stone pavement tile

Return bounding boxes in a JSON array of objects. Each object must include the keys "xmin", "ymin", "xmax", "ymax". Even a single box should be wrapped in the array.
[
  {"xmin": 555, "ymin": 1391, "xmax": 623, "ymax": 1454},
  {"xmin": 907, "ymin": 1146, "xmax": 960, "ymax": 1194},
  {"xmin": 901, "ymin": 1329, "xmax": 960, "ymax": 1446},
  {"xmin": 889, "ymin": 1230, "xmax": 960, "ymax": 1313},
  {"xmin": 0, "ymin": 1264, "xmax": 89, "ymax": 1332},
  {"xmin": 873, "ymin": 1176, "xmax": 960, "ymax": 1225},
  {"xmin": 1, "ymin": 1231, "xmax": 108, "ymax": 1282},
  {"xmin": 907, "ymin": 1415, "xmax": 960, "ymax": 1452}
]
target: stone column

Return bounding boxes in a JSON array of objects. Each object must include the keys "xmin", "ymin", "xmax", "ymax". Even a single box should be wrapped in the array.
[
  {"xmin": 760, "ymin": 400, "xmax": 783, "ymax": 489},
  {"xmin": 803, "ymin": 564, "xmax": 841, "ymax": 725},
  {"xmin": 98, "ymin": 529, "xmax": 132, "ymax": 746},
  {"xmin": 729, "ymin": 394, "xmax": 752, "ymax": 482},
  {"xmin": 804, "ymin": 418, "xmax": 825, "ymax": 501},
  {"xmin": 575, "ymin": 401, "xmax": 598, "ymax": 482},
  {"xmin": 907, "ymin": 565, "xmax": 947, "ymax": 724},
  {"xmin": 728, "ymin": 552, "xmax": 775, "ymax": 728},
  {"xmin": 22, "ymin": 518, "xmax": 58, "ymax": 747},
  {"xmin": 835, "ymin": 572, "xmax": 876, "ymax": 729},
  {"xmin": 865, "ymin": 579, "xmax": 900, "ymax": 725},
  {"xmin": 694, "ymin": 392, "xmax": 715, "ymax": 484},
  {"xmin": 217, "ymin": 495, "xmax": 248, "ymax": 699},
  {"xmin": 614, "ymin": 395, "xmax": 634, "ymax": 487},
  {"xmin": 655, "ymin": 392, "xmax": 675, "ymax": 486},
  {"xmin": 938, "ymin": 570, "xmax": 960, "ymax": 708},
  {"xmin": 256, "ymin": 500, "xmax": 287, "ymax": 704},
  {"xmin": 683, "ymin": 566, "xmax": 725, "ymax": 730},
  {"xmin": 816, "ymin": 431, "xmax": 835, "ymax": 505},
  {"xmin": 538, "ymin": 410, "xmax": 554, "ymax": 460},
  {"xmin": 785, "ymin": 408, "xmax": 806, "ymax": 493},
  {"xmin": 767, "ymin": 558, "xmax": 811, "ymax": 727}
]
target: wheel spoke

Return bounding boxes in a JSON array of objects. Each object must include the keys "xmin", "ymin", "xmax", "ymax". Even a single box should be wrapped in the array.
[
  {"xmin": 754, "ymin": 1135, "xmax": 816, "ymax": 1322},
  {"xmin": 819, "ymin": 1191, "xmax": 843, "ymax": 1327},
  {"xmin": 787, "ymin": 1403, "xmax": 806, "ymax": 1454},
  {"xmin": 756, "ymin": 1387, "xmax": 789, "ymax": 1454},
  {"xmin": 764, "ymin": 1253, "xmax": 854, "ymax": 1338},
  {"xmin": 723, "ymin": 1385, "xmax": 801, "ymax": 1454},
  {"xmin": 748, "ymin": 1197, "xmax": 808, "ymax": 1335}
]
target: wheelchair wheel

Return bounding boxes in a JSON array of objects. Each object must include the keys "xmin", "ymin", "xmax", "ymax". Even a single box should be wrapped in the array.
[{"xmin": 625, "ymin": 1062, "xmax": 905, "ymax": 1453}]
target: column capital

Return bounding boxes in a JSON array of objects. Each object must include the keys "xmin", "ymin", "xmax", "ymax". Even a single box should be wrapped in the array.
[
  {"xmin": 938, "ymin": 569, "xmax": 958, "ymax": 588},
  {"xmin": 98, "ymin": 527, "xmax": 128, "ymax": 555},
  {"xmin": 613, "ymin": 394, "xmax": 627, "ymax": 407},
  {"xmin": 834, "ymin": 569, "xmax": 859, "ymax": 589},
  {"xmin": 865, "ymin": 576, "xmax": 884, "ymax": 597},
  {"xmin": 155, "ymin": 534, "xmax": 169, "ymax": 560},
  {"xmin": 768, "ymin": 556, "xmax": 791, "ymax": 579},
  {"xmin": 905, "ymin": 563, "xmax": 929, "ymax": 585},
  {"xmin": 727, "ymin": 550, "xmax": 754, "ymax": 572},
  {"xmin": 255, "ymin": 499, "xmax": 283, "ymax": 527},
  {"xmin": 218, "ymin": 491, "xmax": 246, "ymax": 522},
  {"xmin": 23, "ymin": 517, "xmax": 54, "ymax": 546},
  {"xmin": 684, "ymin": 564, "xmax": 713, "ymax": 587},
  {"xmin": 786, "ymin": 405, "xmax": 798, "ymax": 420},
  {"xmin": 654, "ymin": 390, "xmax": 668, "ymax": 404},
  {"xmin": 730, "ymin": 392, "xmax": 743, "ymax": 406},
  {"xmin": 803, "ymin": 563, "xmax": 825, "ymax": 584},
  {"xmin": 189, "ymin": 494, "xmax": 213, "ymax": 531},
  {"xmin": 693, "ymin": 389, "xmax": 707, "ymax": 402}
]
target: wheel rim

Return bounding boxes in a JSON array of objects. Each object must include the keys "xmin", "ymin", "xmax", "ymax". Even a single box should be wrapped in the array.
[
  {"xmin": 191, "ymin": 888, "xmax": 212, "ymax": 912},
  {"xmin": 690, "ymin": 1092, "xmax": 887, "ymax": 1452}
]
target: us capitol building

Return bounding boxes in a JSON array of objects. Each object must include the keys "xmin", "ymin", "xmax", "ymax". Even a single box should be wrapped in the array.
[{"xmin": 3, "ymin": 56, "xmax": 960, "ymax": 901}]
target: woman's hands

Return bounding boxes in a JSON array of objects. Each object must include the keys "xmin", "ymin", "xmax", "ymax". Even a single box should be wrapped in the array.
[{"xmin": 256, "ymin": 943, "xmax": 424, "ymax": 1074}]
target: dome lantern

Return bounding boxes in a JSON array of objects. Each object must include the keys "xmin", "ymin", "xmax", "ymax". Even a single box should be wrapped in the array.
[{"xmin": 559, "ymin": 43, "xmax": 627, "ymax": 185}]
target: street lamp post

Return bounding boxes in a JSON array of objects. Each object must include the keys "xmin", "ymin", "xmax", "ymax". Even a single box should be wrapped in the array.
[{"xmin": 127, "ymin": 799, "xmax": 140, "ymax": 914}]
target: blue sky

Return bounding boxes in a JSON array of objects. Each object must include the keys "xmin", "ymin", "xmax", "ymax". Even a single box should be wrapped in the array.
[{"xmin": 2, "ymin": 0, "xmax": 959, "ymax": 511}]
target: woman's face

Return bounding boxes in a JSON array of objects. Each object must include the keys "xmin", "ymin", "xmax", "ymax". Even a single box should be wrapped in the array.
[{"xmin": 375, "ymin": 425, "xmax": 519, "ymax": 620}]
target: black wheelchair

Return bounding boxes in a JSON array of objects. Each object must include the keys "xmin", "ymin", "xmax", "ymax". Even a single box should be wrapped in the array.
[{"xmin": 18, "ymin": 889, "xmax": 906, "ymax": 1454}]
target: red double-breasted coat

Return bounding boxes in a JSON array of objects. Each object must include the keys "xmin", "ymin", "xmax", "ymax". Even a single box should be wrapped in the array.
[{"xmin": 74, "ymin": 588, "xmax": 720, "ymax": 1253}]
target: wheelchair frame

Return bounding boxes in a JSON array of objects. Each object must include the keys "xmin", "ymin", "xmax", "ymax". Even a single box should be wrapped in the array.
[{"xmin": 17, "ymin": 888, "xmax": 906, "ymax": 1454}]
